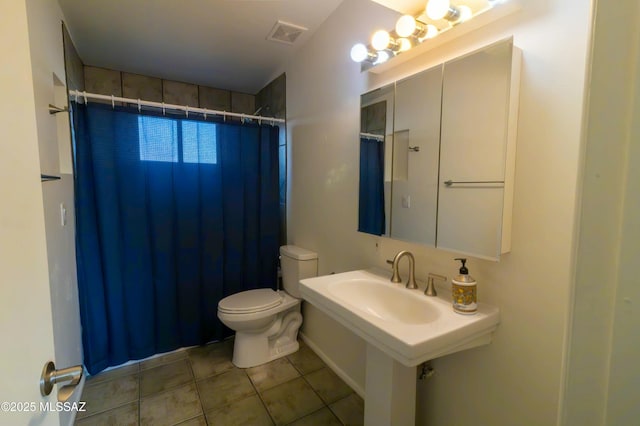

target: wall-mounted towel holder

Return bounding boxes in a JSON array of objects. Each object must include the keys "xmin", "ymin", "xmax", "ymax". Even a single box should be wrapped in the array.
[
  {"xmin": 48, "ymin": 104, "xmax": 68, "ymax": 115},
  {"xmin": 41, "ymin": 174, "xmax": 61, "ymax": 182}
]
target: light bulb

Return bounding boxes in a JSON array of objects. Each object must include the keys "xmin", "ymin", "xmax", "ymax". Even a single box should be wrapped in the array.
[
  {"xmin": 371, "ymin": 30, "xmax": 391, "ymax": 51},
  {"xmin": 458, "ymin": 5, "xmax": 473, "ymax": 22},
  {"xmin": 350, "ymin": 43, "xmax": 369, "ymax": 63},
  {"xmin": 426, "ymin": 0, "xmax": 451, "ymax": 20},
  {"xmin": 424, "ymin": 24, "xmax": 438, "ymax": 39},
  {"xmin": 395, "ymin": 15, "xmax": 417, "ymax": 38},
  {"xmin": 397, "ymin": 38, "xmax": 412, "ymax": 52},
  {"xmin": 374, "ymin": 50, "xmax": 390, "ymax": 64}
]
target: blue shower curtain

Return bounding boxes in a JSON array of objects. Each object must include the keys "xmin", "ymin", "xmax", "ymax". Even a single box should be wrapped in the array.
[
  {"xmin": 72, "ymin": 102, "xmax": 280, "ymax": 375},
  {"xmin": 358, "ymin": 136, "xmax": 385, "ymax": 235}
]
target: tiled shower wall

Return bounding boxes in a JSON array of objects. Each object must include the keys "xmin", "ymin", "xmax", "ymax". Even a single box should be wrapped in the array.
[
  {"xmin": 256, "ymin": 73, "xmax": 288, "ymax": 245},
  {"xmin": 83, "ymin": 66, "xmax": 257, "ymax": 114},
  {"xmin": 63, "ymin": 26, "xmax": 287, "ymax": 246}
]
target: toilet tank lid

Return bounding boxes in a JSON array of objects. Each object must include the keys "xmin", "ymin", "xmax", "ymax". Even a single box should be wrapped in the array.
[{"xmin": 280, "ymin": 245, "xmax": 318, "ymax": 260}]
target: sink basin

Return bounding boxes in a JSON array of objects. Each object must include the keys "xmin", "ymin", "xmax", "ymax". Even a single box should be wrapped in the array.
[
  {"xmin": 328, "ymin": 278, "xmax": 440, "ymax": 325},
  {"xmin": 300, "ymin": 268, "xmax": 500, "ymax": 367}
]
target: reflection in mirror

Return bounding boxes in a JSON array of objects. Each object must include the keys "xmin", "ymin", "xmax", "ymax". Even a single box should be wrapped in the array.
[
  {"xmin": 359, "ymin": 84, "xmax": 394, "ymax": 236},
  {"xmin": 391, "ymin": 65, "xmax": 443, "ymax": 246}
]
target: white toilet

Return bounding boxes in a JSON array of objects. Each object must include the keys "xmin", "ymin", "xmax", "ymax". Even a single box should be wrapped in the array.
[{"xmin": 217, "ymin": 245, "xmax": 318, "ymax": 368}]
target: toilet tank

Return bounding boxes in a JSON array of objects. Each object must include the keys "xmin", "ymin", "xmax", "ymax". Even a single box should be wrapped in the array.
[{"xmin": 280, "ymin": 245, "xmax": 318, "ymax": 298}]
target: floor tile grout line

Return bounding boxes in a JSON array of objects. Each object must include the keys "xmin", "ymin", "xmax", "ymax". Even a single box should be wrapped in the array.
[
  {"xmin": 244, "ymin": 367, "xmax": 278, "ymax": 426},
  {"xmin": 191, "ymin": 364, "xmax": 235, "ymax": 384},
  {"xmin": 185, "ymin": 356, "xmax": 206, "ymax": 423},
  {"xmin": 196, "ymin": 366, "xmax": 261, "ymax": 419},
  {"xmin": 326, "ymin": 393, "xmax": 360, "ymax": 426},
  {"xmin": 75, "ymin": 399, "xmax": 138, "ymax": 423},
  {"xmin": 137, "ymin": 361, "xmax": 141, "ymax": 426},
  {"xmin": 299, "ymin": 369, "xmax": 348, "ymax": 414},
  {"xmin": 137, "ymin": 355, "xmax": 200, "ymax": 402},
  {"xmin": 282, "ymin": 406, "xmax": 333, "ymax": 426}
]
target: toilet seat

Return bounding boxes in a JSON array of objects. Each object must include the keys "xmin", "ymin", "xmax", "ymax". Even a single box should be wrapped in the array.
[{"xmin": 218, "ymin": 288, "xmax": 283, "ymax": 314}]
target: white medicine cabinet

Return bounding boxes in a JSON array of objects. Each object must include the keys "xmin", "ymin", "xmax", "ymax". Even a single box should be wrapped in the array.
[{"xmin": 358, "ymin": 37, "xmax": 521, "ymax": 260}]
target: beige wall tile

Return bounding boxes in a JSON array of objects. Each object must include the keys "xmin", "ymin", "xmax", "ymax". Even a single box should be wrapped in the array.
[
  {"xmin": 199, "ymin": 86, "xmax": 231, "ymax": 111},
  {"xmin": 84, "ymin": 66, "xmax": 122, "ymax": 97},
  {"xmin": 231, "ymin": 92, "xmax": 256, "ymax": 114},
  {"xmin": 62, "ymin": 25, "xmax": 84, "ymax": 91},
  {"xmin": 163, "ymin": 80, "xmax": 198, "ymax": 106},
  {"xmin": 122, "ymin": 73, "xmax": 163, "ymax": 102}
]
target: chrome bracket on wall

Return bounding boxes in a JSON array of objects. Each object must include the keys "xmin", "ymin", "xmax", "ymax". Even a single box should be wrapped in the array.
[{"xmin": 40, "ymin": 361, "xmax": 83, "ymax": 402}]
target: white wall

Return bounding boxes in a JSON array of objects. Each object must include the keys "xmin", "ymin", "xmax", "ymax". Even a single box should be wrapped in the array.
[{"xmin": 286, "ymin": 0, "xmax": 592, "ymax": 424}]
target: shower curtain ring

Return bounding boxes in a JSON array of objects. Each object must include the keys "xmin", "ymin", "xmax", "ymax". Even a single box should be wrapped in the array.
[
  {"xmin": 185, "ymin": 105, "xmax": 189, "ymax": 118},
  {"xmin": 83, "ymin": 91, "xmax": 88, "ymax": 104},
  {"xmin": 162, "ymin": 102, "xmax": 165, "ymax": 115},
  {"xmin": 137, "ymin": 99, "xmax": 141, "ymax": 113},
  {"xmin": 111, "ymin": 95, "xmax": 115, "ymax": 109},
  {"xmin": 223, "ymin": 111, "xmax": 226, "ymax": 122}
]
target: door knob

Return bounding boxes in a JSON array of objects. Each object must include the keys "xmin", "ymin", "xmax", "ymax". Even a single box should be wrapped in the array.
[{"xmin": 40, "ymin": 361, "xmax": 83, "ymax": 401}]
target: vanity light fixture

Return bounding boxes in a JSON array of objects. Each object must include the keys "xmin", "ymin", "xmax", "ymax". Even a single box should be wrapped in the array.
[
  {"xmin": 426, "ymin": 0, "xmax": 460, "ymax": 21},
  {"xmin": 395, "ymin": 15, "xmax": 423, "ymax": 38},
  {"xmin": 351, "ymin": 0, "xmax": 512, "ymax": 68}
]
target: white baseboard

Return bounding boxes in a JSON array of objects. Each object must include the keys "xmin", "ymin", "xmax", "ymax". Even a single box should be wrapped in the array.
[{"xmin": 299, "ymin": 332, "xmax": 365, "ymax": 398}]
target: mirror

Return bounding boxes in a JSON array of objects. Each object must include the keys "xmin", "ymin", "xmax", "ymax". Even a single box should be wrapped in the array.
[
  {"xmin": 358, "ymin": 38, "xmax": 519, "ymax": 261},
  {"xmin": 391, "ymin": 65, "xmax": 443, "ymax": 246},
  {"xmin": 358, "ymin": 84, "xmax": 394, "ymax": 236},
  {"xmin": 437, "ymin": 39, "xmax": 517, "ymax": 259}
]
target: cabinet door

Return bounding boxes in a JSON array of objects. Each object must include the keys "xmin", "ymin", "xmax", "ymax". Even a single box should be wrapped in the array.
[
  {"xmin": 437, "ymin": 39, "xmax": 518, "ymax": 260},
  {"xmin": 390, "ymin": 65, "xmax": 443, "ymax": 246}
]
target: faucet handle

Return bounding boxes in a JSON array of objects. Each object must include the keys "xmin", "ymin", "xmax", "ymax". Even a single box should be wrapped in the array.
[
  {"xmin": 425, "ymin": 273, "xmax": 447, "ymax": 297},
  {"xmin": 385, "ymin": 259, "xmax": 394, "ymax": 265}
]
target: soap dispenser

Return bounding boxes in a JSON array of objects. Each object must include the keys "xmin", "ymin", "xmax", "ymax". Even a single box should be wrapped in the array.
[{"xmin": 452, "ymin": 258, "xmax": 477, "ymax": 315}]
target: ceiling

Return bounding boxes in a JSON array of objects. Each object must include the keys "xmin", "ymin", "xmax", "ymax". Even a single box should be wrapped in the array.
[
  {"xmin": 58, "ymin": 0, "xmax": 345, "ymax": 94},
  {"xmin": 370, "ymin": 0, "xmax": 427, "ymax": 15}
]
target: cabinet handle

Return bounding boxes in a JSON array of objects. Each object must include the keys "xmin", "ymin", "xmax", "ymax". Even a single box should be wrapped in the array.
[{"xmin": 444, "ymin": 180, "xmax": 504, "ymax": 188}]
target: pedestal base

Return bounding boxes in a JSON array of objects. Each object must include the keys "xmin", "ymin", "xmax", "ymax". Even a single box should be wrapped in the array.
[{"xmin": 364, "ymin": 344, "xmax": 416, "ymax": 426}]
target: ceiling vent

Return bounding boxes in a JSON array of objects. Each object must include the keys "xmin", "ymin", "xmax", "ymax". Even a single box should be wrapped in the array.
[{"xmin": 267, "ymin": 20, "xmax": 308, "ymax": 45}]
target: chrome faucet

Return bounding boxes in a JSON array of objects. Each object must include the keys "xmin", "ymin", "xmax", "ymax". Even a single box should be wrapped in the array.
[{"xmin": 390, "ymin": 251, "xmax": 418, "ymax": 289}]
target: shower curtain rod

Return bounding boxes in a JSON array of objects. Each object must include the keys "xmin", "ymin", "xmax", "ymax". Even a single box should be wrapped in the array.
[
  {"xmin": 360, "ymin": 132, "xmax": 385, "ymax": 141},
  {"xmin": 68, "ymin": 90, "xmax": 286, "ymax": 124}
]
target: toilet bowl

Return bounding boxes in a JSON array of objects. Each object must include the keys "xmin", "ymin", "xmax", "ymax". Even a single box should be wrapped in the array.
[{"xmin": 217, "ymin": 245, "xmax": 318, "ymax": 368}]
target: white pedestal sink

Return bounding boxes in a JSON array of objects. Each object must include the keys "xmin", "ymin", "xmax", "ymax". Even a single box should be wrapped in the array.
[{"xmin": 300, "ymin": 269, "xmax": 500, "ymax": 426}]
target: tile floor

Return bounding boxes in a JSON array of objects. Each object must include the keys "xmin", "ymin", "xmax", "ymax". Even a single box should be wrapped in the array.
[{"xmin": 75, "ymin": 339, "xmax": 364, "ymax": 425}]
